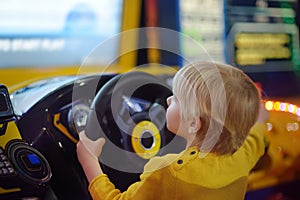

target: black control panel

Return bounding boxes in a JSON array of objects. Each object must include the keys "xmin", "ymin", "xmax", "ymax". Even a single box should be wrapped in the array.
[
  {"xmin": 0, "ymin": 146, "xmax": 15, "ymax": 178},
  {"xmin": 0, "ymin": 140, "xmax": 52, "ymax": 200},
  {"xmin": 0, "ymin": 84, "xmax": 52, "ymax": 199}
]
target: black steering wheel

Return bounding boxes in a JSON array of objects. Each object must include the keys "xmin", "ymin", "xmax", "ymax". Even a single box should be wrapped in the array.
[{"xmin": 85, "ymin": 71, "xmax": 185, "ymax": 191}]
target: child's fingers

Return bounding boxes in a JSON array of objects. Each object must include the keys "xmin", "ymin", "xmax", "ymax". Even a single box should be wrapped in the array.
[
  {"xmin": 96, "ymin": 138, "xmax": 106, "ymax": 146},
  {"xmin": 78, "ymin": 131, "xmax": 87, "ymax": 140}
]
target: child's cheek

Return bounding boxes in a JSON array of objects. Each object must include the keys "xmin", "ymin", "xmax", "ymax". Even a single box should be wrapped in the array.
[{"xmin": 166, "ymin": 107, "xmax": 180, "ymax": 134}]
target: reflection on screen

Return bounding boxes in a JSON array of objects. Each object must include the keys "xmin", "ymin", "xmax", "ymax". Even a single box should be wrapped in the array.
[{"xmin": 0, "ymin": 0, "xmax": 123, "ymax": 68}]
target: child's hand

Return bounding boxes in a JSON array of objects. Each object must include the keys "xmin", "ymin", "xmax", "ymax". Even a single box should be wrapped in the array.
[
  {"xmin": 77, "ymin": 131, "xmax": 106, "ymax": 160},
  {"xmin": 76, "ymin": 131, "xmax": 106, "ymax": 182},
  {"xmin": 257, "ymin": 102, "xmax": 270, "ymax": 124}
]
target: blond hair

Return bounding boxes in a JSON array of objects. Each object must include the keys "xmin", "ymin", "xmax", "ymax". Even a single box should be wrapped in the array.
[{"xmin": 172, "ymin": 61, "xmax": 261, "ymax": 155}]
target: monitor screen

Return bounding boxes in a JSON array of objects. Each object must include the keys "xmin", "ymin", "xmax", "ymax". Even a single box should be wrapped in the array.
[
  {"xmin": 179, "ymin": 0, "xmax": 300, "ymax": 72},
  {"xmin": 0, "ymin": 0, "xmax": 123, "ymax": 68},
  {"xmin": 224, "ymin": 0, "xmax": 300, "ymax": 72}
]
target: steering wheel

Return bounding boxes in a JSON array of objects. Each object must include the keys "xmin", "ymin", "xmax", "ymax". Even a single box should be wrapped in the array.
[{"xmin": 85, "ymin": 71, "xmax": 185, "ymax": 191}]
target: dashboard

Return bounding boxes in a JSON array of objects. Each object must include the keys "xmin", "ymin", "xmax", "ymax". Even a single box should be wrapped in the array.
[{"xmin": 10, "ymin": 74, "xmax": 114, "ymax": 199}]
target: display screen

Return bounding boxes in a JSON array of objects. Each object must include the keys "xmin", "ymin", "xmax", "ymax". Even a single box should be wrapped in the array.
[
  {"xmin": 235, "ymin": 32, "xmax": 292, "ymax": 66},
  {"xmin": 179, "ymin": 0, "xmax": 300, "ymax": 71},
  {"xmin": 0, "ymin": 0, "xmax": 123, "ymax": 68},
  {"xmin": 224, "ymin": 0, "xmax": 300, "ymax": 71}
]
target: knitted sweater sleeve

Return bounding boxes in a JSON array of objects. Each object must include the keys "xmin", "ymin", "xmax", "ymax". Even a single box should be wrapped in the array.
[
  {"xmin": 242, "ymin": 123, "xmax": 266, "ymax": 167},
  {"xmin": 88, "ymin": 156, "xmax": 168, "ymax": 200}
]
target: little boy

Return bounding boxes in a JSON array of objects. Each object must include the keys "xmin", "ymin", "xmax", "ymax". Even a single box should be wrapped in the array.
[{"xmin": 77, "ymin": 61, "xmax": 267, "ymax": 199}]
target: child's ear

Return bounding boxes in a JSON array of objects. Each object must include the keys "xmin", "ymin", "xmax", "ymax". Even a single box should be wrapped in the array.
[{"xmin": 188, "ymin": 117, "xmax": 201, "ymax": 134}]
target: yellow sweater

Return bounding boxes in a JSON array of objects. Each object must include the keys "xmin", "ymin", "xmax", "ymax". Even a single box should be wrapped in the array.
[{"xmin": 89, "ymin": 124, "xmax": 265, "ymax": 200}]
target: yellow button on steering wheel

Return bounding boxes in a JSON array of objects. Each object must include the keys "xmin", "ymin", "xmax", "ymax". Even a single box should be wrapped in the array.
[{"xmin": 131, "ymin": 120, "xmax": 161, "ymax": 159}]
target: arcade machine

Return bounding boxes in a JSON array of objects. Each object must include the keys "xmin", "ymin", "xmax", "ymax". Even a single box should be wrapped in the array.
[
  {"xmin": 1, "ymin": 0, "xmax": 299, "ymax": 199},
  {"xmin": 1, "ymin": 0, "xmax": 185, "ymax": 199},
  {"xmin": 179, "ymin": 0, "xmax": 300, "ymax": 199},
  {"xmin": 0, "ymin": 0, "xmax": 140, "ymax": 88},
  {"xmin": 0, "ymin": 0, "xmax": 144, "ymax": 199}
]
